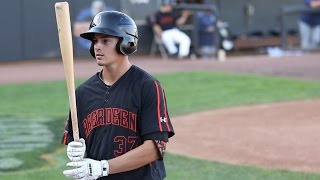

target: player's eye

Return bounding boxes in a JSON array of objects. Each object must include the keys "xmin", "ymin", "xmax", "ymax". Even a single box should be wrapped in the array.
[
  {"xmin": 92, "ymin": 39, "xmax": 98, "ymax": 44},
  {"xmin": 102, "ymin": 39, "xmax": 112, "ymax": 44}
]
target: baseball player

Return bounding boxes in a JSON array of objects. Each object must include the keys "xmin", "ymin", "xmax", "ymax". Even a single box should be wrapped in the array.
[{"xmin": 61, "ymin": 11, "xmax": 174, "ymax": 180}]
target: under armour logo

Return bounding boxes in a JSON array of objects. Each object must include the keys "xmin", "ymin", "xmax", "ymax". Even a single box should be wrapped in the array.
[{"xmin": 160, "ymin": 117, "xmax": 166, "ymax": 123}]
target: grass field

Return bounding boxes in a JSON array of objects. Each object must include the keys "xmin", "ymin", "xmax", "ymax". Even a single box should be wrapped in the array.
[{"xmin": 1, "ymin": 71, "xmax": 320, "ymax": 179}]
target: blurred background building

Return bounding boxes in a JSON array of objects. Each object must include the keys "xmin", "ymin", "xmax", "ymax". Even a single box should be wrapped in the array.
[{"xmin": 0, "ymin": 0, "xmax": 307, "ymax": 61}]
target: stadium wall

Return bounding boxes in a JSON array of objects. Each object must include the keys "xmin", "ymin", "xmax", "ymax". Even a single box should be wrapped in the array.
[{"xmin": 0, "ymin": 0, "xmax": 302, "ymax": 61}]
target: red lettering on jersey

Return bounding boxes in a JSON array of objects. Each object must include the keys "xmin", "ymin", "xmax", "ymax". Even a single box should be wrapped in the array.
[
  {"xmin": 83, "ymin": 108, "xmax": 137, "ymax": 138},
  {"xmin": 160, "ymin": 16, "xmax": 174, "ymax": 25},
  {"xmin": 112, "ymin": 108, "xmax": 120, "ymax": 125},
  {"xmin": 91, "ymin": 111, "xmax": 98, "ymax": 129},
  {"xmin": 106, "ymin": 108, "xmax": 112, "ymax": 125},
  {"xmin": 114, "ymin": 136, "xmax": 126, "ymax": 156},
  {"xmin": 83, "ymin": 116, "xmax": 92, "ymax": 137},
  {"xmin": 120, "ymin": 110, "xmax": 128, "ymax": 128},
  {"xmin": 128, "ymin": 136, "xmax": 138, "ymax": 151},
  {"xmin": 129, "ymin": 113, "xmax": 137, "ymax": 132},
  {"xmin": 97, "ymin": 108, "xmax": 105, "ymax": 125},
  {"xmin": 114, "ymin": 136, "xmax": 138, "ymax": 157}
]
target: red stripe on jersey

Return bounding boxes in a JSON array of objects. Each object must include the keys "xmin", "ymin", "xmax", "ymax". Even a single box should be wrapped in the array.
[
  {"xmin": 154, "ymin": 81, "xmax": 163, "ymax": 132},
  {"xmin": 162, "ymin": 88, "xmax": 171, "ymax": 131}
]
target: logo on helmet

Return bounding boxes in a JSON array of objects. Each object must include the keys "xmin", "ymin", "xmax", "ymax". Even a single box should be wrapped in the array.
[{"xmin": 92, "ymin": 14, "xmax": 102, "ymax": 27}]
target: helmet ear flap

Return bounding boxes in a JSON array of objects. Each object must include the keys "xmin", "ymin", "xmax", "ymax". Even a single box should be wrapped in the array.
[
  {"xmin": 118, "ymin": 37, "xmax": 137, "ymax": 56},
  {"xmin": 116, "ymin": 38, "xmax": 124, "ymax": 55}
]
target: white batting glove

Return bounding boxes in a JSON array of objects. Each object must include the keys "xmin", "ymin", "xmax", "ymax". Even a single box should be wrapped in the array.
[
  {"xmin": 63, "ymin": 158, "xmax": 109, "ymax": 180},
  {"xmin": 67, "ymin": 138, "xmax": 86, "ymax": 161}
]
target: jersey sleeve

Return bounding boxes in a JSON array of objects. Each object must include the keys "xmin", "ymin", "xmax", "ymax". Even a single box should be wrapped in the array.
[
  {"xmin": 140, "ymin": 80, "xmax": 174, "ymax": 138},
  {"xmin": 143, "ymin": 132, "xmax": 169, "ymax": 160},
  {"xmin": 61, "ymin": 112, "xmax": 74, "ymax": 145}
]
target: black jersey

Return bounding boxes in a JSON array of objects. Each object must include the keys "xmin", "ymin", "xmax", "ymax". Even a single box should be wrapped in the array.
[
  {"xmin": 62, "ymin": 65, "xmax": 174, "ymax": 180},
  {"xmin": 155, "ymin": 11, "xmax": 178, "ymax": 31}
]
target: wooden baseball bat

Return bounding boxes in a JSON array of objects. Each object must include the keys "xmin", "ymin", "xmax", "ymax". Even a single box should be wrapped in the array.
[{"xmin": 55, "ymin": 2, "xmax": 79, "ymax": 141}]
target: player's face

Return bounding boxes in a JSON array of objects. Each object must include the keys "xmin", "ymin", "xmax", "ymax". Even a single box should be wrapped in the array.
[
  {"xmin": 161, "ymin": 4, "xmax": 172, "ymax": 12},
  {"xmin": 92, "ymin": 34, "xmax": 121, "ymax": 66}
]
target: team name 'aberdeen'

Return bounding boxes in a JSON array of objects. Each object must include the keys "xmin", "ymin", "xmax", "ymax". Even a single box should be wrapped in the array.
[{"xmin": 83, "ymin": 108, "xmax": 137, "ymax": 137}]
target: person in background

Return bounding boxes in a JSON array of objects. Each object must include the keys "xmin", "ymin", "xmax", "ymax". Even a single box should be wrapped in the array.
[
  {"xmin": 73, "ymin": 0, "xmax": 115, "ymax": 50},
  {"xmin": 299, "ymin": 0, "xmax": 320, "ymax": 50},
  {"xmin": 153, "ymin": 0, "xmax": 191, "ymax": 59},
  {"xmin": 195, "ymin": 7, "xmax": 217, "ymax": 59}
]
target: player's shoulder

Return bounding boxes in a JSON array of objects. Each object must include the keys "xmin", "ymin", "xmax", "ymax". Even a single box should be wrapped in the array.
[
  {"xmin": 129, "ymin": 66, "xmax": 164, "ymax": 92},
  {"xmin": 130, "ymin": 65, "xmax": 158, "ymax": 82},
  {"xmin": 76, "ymin": 73, "xmax": 101, "ymax": 92}
]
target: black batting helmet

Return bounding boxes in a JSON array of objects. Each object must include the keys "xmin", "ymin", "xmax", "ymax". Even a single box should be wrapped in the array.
[{"xmin": 80, "ymin": 11, "xmax": 138, "ymax": 57}]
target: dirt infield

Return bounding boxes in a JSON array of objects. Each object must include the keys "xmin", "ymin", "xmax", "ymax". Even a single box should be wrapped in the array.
[
  {"xmin": 169, "ymin": 100, "xmax": 320, "ymax": 172},
  {"xmin": 1, "ymin": 53, "xmax": 320, "ymax": 172},
  {"xmin": 1, "ymin": 53, "xmax": 320, "ymax": 84}
]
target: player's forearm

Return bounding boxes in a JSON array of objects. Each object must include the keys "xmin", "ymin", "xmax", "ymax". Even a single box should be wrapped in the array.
[
  {"xmin": 176, "ymin": 16, "xmax": 188, "ymax": 26},
  {"xmin": 176, "ymin": 10, "xmax": 190, "ymax": 25},
  {"xmin": 107, "ymin": 140, "xmax": 159, "ymax": 174}
]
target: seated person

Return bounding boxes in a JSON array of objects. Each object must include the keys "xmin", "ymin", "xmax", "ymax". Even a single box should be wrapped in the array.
[{"xmin": 153, "ymin": 0, "xmax": 191, "ymax": 59}]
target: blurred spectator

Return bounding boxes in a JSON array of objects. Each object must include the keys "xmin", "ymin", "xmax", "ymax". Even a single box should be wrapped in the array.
[
  {"xmin": 153, "ymin": 0, "xmax": 191, "ymax": 59},
  {"xmin": 73, "ymin": 0, "xmax": 115, "ymax": 50},
  {"xmin": 298, "ymin": 0, "xmax": 320, "ymax": 50},
  {"xmin": 195, "ymin": 7, "xmax": 217, "ymax": 58}
]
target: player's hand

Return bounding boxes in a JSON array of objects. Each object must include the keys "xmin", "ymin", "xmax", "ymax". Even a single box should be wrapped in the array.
[
  {"xmin": 181, "ymin": 10, "xmax": 190, "ymax": 17},
  {"xmin": 63, "ymin": 158, "xmax": 109, "ymax": 180},
  {"xmin": 67, "ymin": 138, "xmax": 86, "ymax": 161}
]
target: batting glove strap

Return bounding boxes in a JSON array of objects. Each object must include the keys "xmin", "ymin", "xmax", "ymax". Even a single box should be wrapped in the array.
[
  {"xmin": 101, "ymin": 160, "xmax": 109, "ymax": 177},
  {"xmin": 86, "ymin": 159, "xmax": 103, "ymax": 179}
]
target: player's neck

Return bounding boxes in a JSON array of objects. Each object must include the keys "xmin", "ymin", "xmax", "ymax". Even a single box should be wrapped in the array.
[{"xmin": 101, "ymin": 60, "xmax": 132, "ymax": 86}]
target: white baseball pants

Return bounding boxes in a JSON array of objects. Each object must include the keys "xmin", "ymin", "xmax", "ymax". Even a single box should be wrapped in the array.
[
  {"xmin": 298, "ymin": 21, "xmax": 320, "ymax": 50},
  {"xmin": 161, "ymin": 28, "xmax": 191, "ymax": 57}
]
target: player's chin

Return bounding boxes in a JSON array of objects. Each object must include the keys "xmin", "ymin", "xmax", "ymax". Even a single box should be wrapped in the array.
[
  {"xmin": 96, "ymin": 60, "xmax": 105, "ymax": 66},
  {"xmin": 96, "ymin": 59, "xmax": 113, "ymax": 67},
  {"xmin": 96, "ymin": 61, "xmax": 105, "ymax": 66}
]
